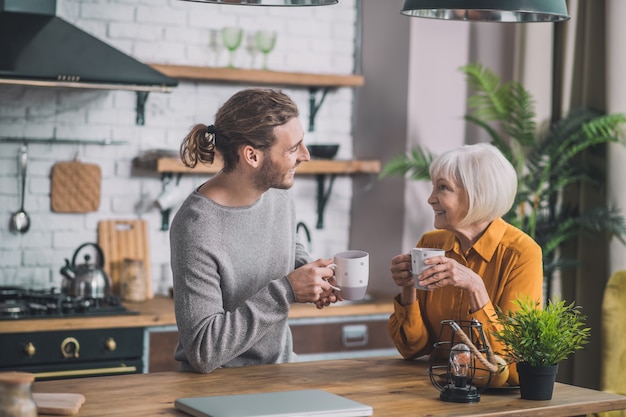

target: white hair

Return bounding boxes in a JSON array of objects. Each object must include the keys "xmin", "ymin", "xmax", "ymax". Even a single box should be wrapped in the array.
[{"xmin": 429, "ymin": 143, "xmax": 517, "ymax": 226}]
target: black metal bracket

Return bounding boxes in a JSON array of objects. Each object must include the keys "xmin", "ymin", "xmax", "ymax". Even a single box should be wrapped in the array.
[
  {"xmin": 136, "ymin": 91, "xmax": 150, "ymax": 126},
  {"xmin": 160, "ymin": 208, "xmax": 172, "ymax": 232},
  {"xmin": 308, "ymin": 87, "xmax": 330, "ymax": 132},
  {"xmin": 315, "ymin": 173, "xmax": 337, "ymax": 229},
  {"xmin": 156, "ymin": 172, "xmax": 339, "ymax": 230}
]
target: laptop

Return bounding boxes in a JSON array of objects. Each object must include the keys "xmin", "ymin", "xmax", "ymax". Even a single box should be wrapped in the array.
[{"xmin": 174, "ymin": 389, "xmax": 373, "ymax": 417}]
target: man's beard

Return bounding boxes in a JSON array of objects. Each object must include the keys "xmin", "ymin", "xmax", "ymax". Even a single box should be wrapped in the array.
[{"xmin": 253, "ymin": 155, "xmax": 293, "ymax": 191}]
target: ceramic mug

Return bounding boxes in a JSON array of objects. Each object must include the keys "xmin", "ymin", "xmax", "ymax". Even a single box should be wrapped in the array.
[
  {"xmin": 411, "ymin": 248, "xmax": 445, "ymax": 290},
  {"xmin": 332, "ymin": 250, "xmax": 369, "ymax": 300},
  {"xmin": 156, "ymin": 183, "xmax": 187, "ymax": 211}
]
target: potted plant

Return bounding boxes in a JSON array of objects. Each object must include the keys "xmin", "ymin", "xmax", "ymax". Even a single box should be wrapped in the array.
[
  {"xmin": 380, "ymin": 63, "xmax": 626, "ymax": 297},
  {"xmin": 492, "ymin": 296, "xmax": 591, "ymax": 400}
]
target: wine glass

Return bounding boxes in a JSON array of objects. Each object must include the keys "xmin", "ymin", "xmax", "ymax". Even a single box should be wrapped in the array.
[
  {"xmin": 244, "ymin": 32, "xmax": 259, "ymax": 69},
  {"xmin": 209, "ymin": 29, "xmax": 224, "ymax": 67},
  {"xmin": 221, "ymin": 27, "xmax": 243, "ymax": 68},
  {"xmin": 255, "ymin": 30, "xmax": 277, "ymax": 70}
]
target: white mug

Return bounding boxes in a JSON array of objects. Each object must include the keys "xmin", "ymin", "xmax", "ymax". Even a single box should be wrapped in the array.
[
  {"xmin": 332, "ymin": 250, "xmax": 369, "ymax": 300},
  {"xmin": 411, "ymin": 248, "xmax": 445, "ymax": 290},
  {"xmin": 156, "ymin": 183, "xmax": 187, "ymax": 211}
]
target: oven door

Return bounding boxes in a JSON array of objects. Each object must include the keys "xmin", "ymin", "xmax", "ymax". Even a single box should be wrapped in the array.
[{"xmin": 1, "ymin": 327, "xmax": 144, "ymax": 380}]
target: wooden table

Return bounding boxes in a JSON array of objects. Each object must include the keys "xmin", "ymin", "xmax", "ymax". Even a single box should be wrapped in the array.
[{"xmin": 32, "ymin": 357, "xmax": 626, "ymax": 416}]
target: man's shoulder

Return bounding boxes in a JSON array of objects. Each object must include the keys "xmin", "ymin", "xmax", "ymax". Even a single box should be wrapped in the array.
[
  {"xmin": 267, "ymin": 188, "xmax": 292, "ymax": 199},
  {"xmin": 170, "ymin": 192, "xmax": 216, "ymax": 233},
  {"xmin": 264, "ymin": 188, "xmax": 295, "ymax": 208}
]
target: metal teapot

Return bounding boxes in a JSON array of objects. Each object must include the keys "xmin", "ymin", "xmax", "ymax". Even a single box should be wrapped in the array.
[{"xmin": 60, "ymin": 242, "xmax": 112, "ymax": 299}]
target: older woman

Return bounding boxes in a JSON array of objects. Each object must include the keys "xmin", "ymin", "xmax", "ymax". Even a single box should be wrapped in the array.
[{"xmin": 388, "ymin": 143, "xmax": 543, "ymax": 363}]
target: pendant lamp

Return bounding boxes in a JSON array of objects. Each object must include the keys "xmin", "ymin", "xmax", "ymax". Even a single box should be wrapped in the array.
[
  {"xmin": 401, "ymin": 0, "xmax": 570, "ymax": 22},
  {"xmin": 178, "ymin": 0, "xmax": 337, "ymax": 5}
]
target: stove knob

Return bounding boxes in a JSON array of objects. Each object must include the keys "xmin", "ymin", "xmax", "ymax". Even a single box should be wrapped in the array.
[
  {"xmin": 24, "ymin": 342, "xmax": 36, "ymax": 357},
  {"xmin": 105, "ymin": 337, "xmax": 117, "ymax": 352}
]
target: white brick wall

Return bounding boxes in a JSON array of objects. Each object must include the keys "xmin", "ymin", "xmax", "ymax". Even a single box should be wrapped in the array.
[{"xmin": 0, "ymin": 0, "xmax": 358, "ymax": 293}]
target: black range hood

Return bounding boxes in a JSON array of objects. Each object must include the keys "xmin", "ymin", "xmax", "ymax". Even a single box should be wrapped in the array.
[{"xmin": 0, "ymin": 0, "xmax": 178, "ymax": 93}]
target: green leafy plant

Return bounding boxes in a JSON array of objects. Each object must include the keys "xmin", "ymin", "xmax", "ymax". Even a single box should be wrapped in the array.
[
  {"xmin": 381, "ymin": 63, "xmax": 626, "ymax": 292},
  {"xmin": 492, "ymin": 297, "xmax": 590, "ymax": 367}
]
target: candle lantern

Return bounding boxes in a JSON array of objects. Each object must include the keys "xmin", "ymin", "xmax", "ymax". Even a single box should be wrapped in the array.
[{"xmin": 429, "ymin": 319, "xmax": 496, "ymax": 403}]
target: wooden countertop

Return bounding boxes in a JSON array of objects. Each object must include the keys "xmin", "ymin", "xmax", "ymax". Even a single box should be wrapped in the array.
[
  {"xmin": 0, "ymin": 295, "xmax": 394, "ymax": 334},
  {"xmin": 32, "ymin": 357, "xmax": 626, "ymax": 417}
]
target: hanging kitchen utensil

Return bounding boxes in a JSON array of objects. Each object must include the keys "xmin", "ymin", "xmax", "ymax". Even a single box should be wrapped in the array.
[
  {"xmin": 9, "ymin": 143, "xmax": 31, "ymax": 234},
  {"xmin": 50, "ymin": 156, "xmax": 101, "ymax": 213}
]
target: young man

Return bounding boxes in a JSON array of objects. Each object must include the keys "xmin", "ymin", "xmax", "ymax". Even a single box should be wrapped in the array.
[{"xmin": 170, "ymin": 89, "xmax": 340, "ymax": 373}]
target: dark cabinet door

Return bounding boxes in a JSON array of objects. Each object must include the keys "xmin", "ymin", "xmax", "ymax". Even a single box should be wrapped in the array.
[
  {"xmin": 290, "ymin": 317, "xmax": 395, "ymax": 355},
  {"xmin": 148, "ymin": 330, "xmax": 180, "ymax": 372}
]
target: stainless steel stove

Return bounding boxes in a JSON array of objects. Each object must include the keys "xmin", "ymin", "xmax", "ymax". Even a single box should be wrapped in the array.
[{"xmin": 0, "ymin": 286, "xmax": 136, "ymax": 320}]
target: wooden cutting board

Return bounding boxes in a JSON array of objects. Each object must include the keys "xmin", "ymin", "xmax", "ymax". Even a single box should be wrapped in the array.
[
  {"xmin": 34, "ymin": 393, "xmax": 85, "ymax": 415},
  {"xmin": 98, "ymin": 219, "xmax": 153, "ymax": 299}
]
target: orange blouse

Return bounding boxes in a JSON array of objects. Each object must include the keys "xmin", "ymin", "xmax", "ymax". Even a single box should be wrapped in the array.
[{"xmin": 388, "ymin": 218, "xmax": 543, "ymax": 360}]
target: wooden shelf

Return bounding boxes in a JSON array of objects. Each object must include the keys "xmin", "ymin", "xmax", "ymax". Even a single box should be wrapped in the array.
[
  {"xmin": 149, "ymin": 64, "xmax": 364, "ymax": 131},
  {"xmin": 155, "ymin": 158, "xmax": 380, "ymax": 230},
  {"xmin": 149, "ymin": 64, "xmax": 364, "ymax": 88},
  {"xmin": 157, "ymin": 158, "xmax": 380, "ymax": 175}
]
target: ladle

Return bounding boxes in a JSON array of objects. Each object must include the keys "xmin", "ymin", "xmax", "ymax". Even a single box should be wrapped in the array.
[{"xmin": 9, "ymin": 144, "xmax": 31, "ymax": 234}]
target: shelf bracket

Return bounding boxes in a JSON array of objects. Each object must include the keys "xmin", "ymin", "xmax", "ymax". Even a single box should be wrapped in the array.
[
  {"xmin": 315, "ymin": 173, "xmax": 337, "ymax": 229},
  {"xmin": 136, "ymin": 92, "xmax": 150, "ymax": 126},
  {"xmin": 161, "ymin": 208, "xmax": 172, "ymax": 232},
  {"xmin": 308, "ymin": 87, "xmax": 330, "ymax": 132}
]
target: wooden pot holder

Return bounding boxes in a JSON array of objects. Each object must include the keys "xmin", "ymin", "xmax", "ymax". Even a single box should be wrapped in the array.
[{"xmin": 51, "ymin": 160, "xmax": 101, "ymax": 213}]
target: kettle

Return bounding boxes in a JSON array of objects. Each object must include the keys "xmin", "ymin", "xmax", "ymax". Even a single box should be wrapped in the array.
[{"xmin": 60, "ymin": 242, "xmax": 112, "ymax": 299}]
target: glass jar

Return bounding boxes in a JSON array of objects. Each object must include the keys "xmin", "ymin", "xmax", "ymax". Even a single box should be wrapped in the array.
[
  {"xmin": 120, "ymin": 258, "xmax": 147, "ymax": 302},
  {"xmin": 0, "ymin": 372, "xmax": 37, "ymax": 417}
]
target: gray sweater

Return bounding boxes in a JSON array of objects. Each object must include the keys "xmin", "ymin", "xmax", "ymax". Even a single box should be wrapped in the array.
[{"xmin": 170, "ymin": 187, "xmax": 311, "ymax": 373}]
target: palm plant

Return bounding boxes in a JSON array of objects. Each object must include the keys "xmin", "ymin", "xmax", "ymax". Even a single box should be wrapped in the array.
[{"xmin": 381, "ymin": 63, "xmax": 626, "ymax": 294}]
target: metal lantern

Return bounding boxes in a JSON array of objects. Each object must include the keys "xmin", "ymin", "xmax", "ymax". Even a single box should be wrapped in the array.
[{"xmin": 429, "ymin": 319, "xmax": 497, "ymax": 403}]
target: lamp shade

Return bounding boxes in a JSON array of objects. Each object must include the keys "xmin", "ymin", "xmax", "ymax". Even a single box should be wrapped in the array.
[
  {"xmin": 178, "ymin": 0, "xmax": 337, "ymax": 5},
  {"xmin": 401, "ymin": 0, "xmax": 570, "ymax": 22}
]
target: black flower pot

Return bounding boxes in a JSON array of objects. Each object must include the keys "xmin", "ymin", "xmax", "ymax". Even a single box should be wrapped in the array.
[{"xmin": 517, "ymin": 362, "xmax": 559, "ymax": 400}]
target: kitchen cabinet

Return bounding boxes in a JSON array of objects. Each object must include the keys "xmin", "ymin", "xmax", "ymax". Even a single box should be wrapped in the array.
[
  {"xmin": 152, "ymin": 317, "xmax": 391, "ymax": 373},
  {"xmin": 146, "ymin": 317, "xmax": 397, "ymax": 372},
  {"xmin": 144, "ymin": 300, "xmax": 397, "ymax": 372},
  {"xmin": 146, "ymin": 325, "xmax": 179, "ymax": 372},
  {"xmin": 289, "ymin": 314, "xmax": 397, "ymax": 361}
]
